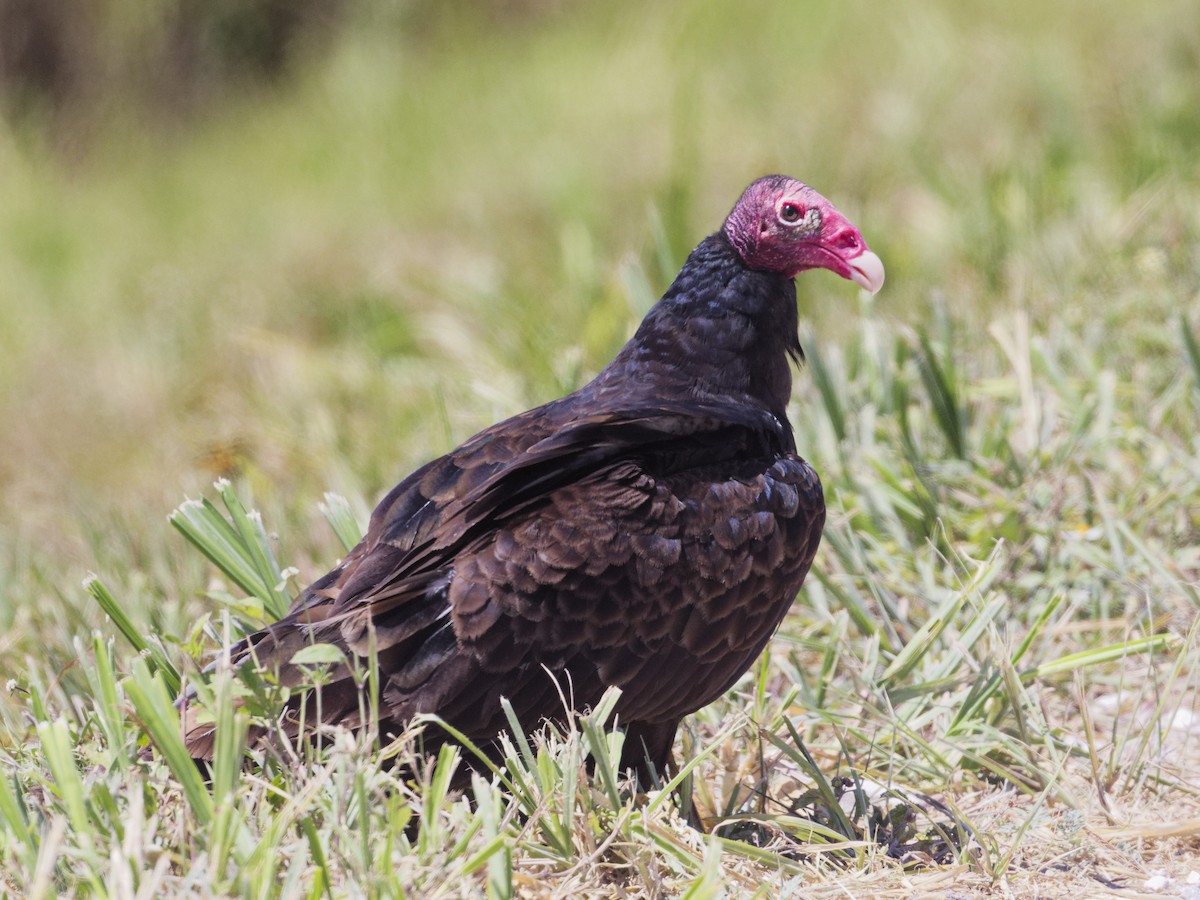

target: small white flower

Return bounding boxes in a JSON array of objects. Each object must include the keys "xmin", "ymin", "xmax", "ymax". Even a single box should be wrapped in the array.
[{"xmin": 1143, "ymin": 873, "xmax": 1170, "ymax": 892}]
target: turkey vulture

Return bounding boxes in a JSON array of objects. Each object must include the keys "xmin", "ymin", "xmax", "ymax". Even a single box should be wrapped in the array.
[{"xmin": 182, "ymin": 175, "xmax": 884, "ymax": 782}]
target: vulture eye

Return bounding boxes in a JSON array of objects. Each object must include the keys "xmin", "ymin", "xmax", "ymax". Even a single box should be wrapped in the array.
[{"xmin": 778, "ymin": 203, "xmax": 803, "ymax": 224}]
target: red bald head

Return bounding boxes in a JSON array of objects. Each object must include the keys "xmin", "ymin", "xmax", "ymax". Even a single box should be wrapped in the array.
[{"xmin": 722, "ymin": 175, "xmax": 884, "ymax": 293}]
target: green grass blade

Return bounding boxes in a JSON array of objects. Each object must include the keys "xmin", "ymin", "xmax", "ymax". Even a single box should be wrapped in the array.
[
  {"xmin": 82, "ymin": 633, "xmax": 128, "ymax": 766},
  {"xmin": 83, "ymin": 576, "xmax": 180, "ymax": 695},
  {"xmin": 579, "ymin": 687, "xmax": 625, "ymax": 810},
  {"xmin": 83, "ymin": 575, "xmax": 146, "ymax": 654},
  {"xmin": 170, "ymin": 485, "xmax": 292, "ymax": 618},
  {"xmin": 806, "ymin": 341, "xmax": 846, "ymax": 442},
  {"xmin": 471, "ymin": 775, "xmax": 513, "ymax": 900},
  {"xmin": 215, "ymin": 479, "xmax": 291, "ymax": 619},
  {"xmin": 1181, "ymin": 314, "xmax": 1200, "ymax": 392},
  {"xmin": 0, "ymin": 771, "xmax": 38, "ymax": 872},
  {"xmin": 125, "ymin": 657, "xmax": 213, "ymax": 827},
  {"xmin": 36, "ymin": 719, "xmax": 92, "ymax": 843},
  {"xmin": 319, "ymin": 492, "xmax": 365, "ymax": 552},
  {"xmin": 1030, "ymin": 634, "xmax": 1176, "ymax": 678},
  {"xmin": 916, "ymin": 330, "xmax": 967, "ymax": 459},
  {"xmin": 170, "ymin": 498, "xmax": 269, "ymax": 606}
]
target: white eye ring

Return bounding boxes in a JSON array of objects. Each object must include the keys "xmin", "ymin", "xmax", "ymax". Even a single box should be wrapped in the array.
[{"xmin": 778, "ymin": 203, "xmax": 821, "ymax": 229}]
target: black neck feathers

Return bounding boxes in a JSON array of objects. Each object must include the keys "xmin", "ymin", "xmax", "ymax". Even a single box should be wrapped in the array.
[{"xmin": 598, "ymin": 234, "xmax": 803, "ymax": 418}]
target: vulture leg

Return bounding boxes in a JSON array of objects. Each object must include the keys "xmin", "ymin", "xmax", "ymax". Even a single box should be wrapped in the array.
[{"xmin": 619, "ymin": 718, "xmax": 681, "ymax": 786}]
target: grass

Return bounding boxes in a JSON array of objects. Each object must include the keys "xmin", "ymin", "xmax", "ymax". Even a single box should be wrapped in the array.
[{"xmin": 1, "ymin": 0, "xmax": 1199, "ymax": 895}]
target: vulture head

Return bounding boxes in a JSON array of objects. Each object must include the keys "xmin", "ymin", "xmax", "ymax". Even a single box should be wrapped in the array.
[{"xmin": 722, "ymin": 174, "xmax": 885, "ymax": 292}]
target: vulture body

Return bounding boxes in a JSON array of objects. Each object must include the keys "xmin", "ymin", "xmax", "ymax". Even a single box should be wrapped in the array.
[{"xmin": 183, "ymin": 175, "xmax": 884, "ymax": 780}]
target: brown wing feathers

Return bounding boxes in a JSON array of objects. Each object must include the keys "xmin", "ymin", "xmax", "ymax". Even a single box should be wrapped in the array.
[
  {"xmin": 183, "ymin": 404, "xmax": 822, "ymax": 770},
  {"xmin": 177, "ymin": 176, "xmax": 884, "ymax": 778}
]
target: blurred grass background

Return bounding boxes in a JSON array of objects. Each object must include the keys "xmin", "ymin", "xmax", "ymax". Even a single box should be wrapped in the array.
[
  {"xmin": 0, "ymin": 0, "xmax": 1194, "ymax": 655},
  {"xmin": 2, "ymin": 0, "xmax": 1198, "ymax": 670},
  {"xmin": 1, "ymin": 1, "xmax": 1198, "ymax": 892}
]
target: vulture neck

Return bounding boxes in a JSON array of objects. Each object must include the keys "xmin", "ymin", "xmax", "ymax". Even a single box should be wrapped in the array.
[{"xmin": 599, "ymin": 233, "xmax": 802, "ymax": 419}]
